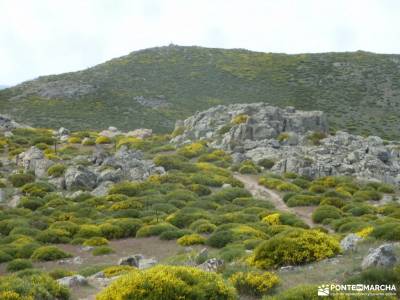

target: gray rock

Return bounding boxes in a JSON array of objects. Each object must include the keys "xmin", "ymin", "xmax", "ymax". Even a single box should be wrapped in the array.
[
  {"xmin": 57, "ymin": 275, "xmax": 87, "ymax": 287},
  {"xmin": 65, "ymin": 166, "xmax": 97, "ymax": 190},
  {"xmin": 91, "ymin": 181, "xmax": 113, "ymax": 197},
  {"xmin": 139, "ymin": 258, "xmax": 158, "ymax": 269},
  {"xmin": 361, "ymin": 244, "xmax": 397, "ymax": 269},
  {"xmin": 198, "ymin": 258, "xmax": 224, "ymax": 272},
  {"xmin": 58, "ymin": 127, "xmax": 70, "ymax": 136},
  {"xmin": 127, "ymin": 128, "xmax": 153, "ymax": 139},
  {"xmin": 340, "ymin": 234, "xmax": 361, "ymax": 252},
  {"xmin": 118, "ymin": 254, "xmax": 144, "ymax": 268},
  {"xmin": 16, "ymin": 147, "xmax": 53, "ymax": 177}
]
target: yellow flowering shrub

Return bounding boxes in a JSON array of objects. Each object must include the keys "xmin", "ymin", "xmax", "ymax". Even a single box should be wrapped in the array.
[
  {"xmin": 177, "ymin": 234, "xmax": 206, "ymax": 246},
  {"xmin": 103, "ymin": 265, "xmax": 136, "ymax": 278},
  {"xmin": 177, "ymin": 142, "xmax": 206, "ymax": 158},
  {"xmin": 259, "ymin": 177, "xmax": 284, "ymax": 189},
  {"xmin": 67, "ymin": 137, "xmax": 81, "ymax": 144},
  {"xmin": 96, "ymin": 265, "xmax": 237, "ymax": 300},
  {"xmin": 229, "ymin": 271, "xmax": 280, "ymax": 296},
  {"xmin": 356, "ymin": 226, "xmax": 373, "ymax": 238},
  {"xmin": 96, "ymin": 136, "xmax": 112, "ymax": 144},
  {"xmin": 116, "ymin": 137, "xmax": 142, "ymax": 149},
  {"xmin": 231, "ymin": 114, "xmax": 249, "ymax": 125},
  {"xmin": 83, "ymin": 237, "xmax": 109, "ymax": 246},
  {"xmin": 262, "ymin": 213, "xmax": 281, "ymax": 225},
  {"xmin": 248, "ymin": 229, "xmax": 340, "ymax": 269}
]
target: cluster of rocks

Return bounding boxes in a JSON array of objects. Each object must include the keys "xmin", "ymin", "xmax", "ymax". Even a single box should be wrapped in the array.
[
  {"xmin": 0, "ymin": 115, "xmax": 25, "ymax": 131},
  {"xmin": 172, "ymin": 103, "xmax": 400, "ymax": 185},
  {"xmin": 98, "ymin": 126, "xmax": 153, "ymax": 139},
  {"xmin": 15, "ymin": 144, "xmax": 164, "ymax": 196},
  {"xmin": 118, "ymin": 254, "xmax": 158, "ymax": 269}
]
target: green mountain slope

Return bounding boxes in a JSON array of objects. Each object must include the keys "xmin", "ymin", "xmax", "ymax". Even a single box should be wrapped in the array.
[{"xmin": 1, "ymin": 45, "xmax": 400, "ymax": 139}]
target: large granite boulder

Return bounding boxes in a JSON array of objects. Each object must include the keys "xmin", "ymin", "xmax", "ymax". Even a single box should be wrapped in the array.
[
  {"xmin": 17, "ymin": 146, "xmax": 53, "ymax": 177},
  {"xmin": 65, "ymin": 166, "xmax": 97, "ymax": 190},
  {"xmin": 57, "ymin": 275, "xmax": 87, "ymax": 287},
  {"xmin": 340, "ymin": 234, "xmax": 361, "ymax": 252},
  {"xmin": 361, "ymin": 244, "xmax": 397, "ymax": 269}
]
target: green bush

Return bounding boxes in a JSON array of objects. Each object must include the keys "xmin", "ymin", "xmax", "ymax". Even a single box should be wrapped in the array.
[
  {"xmin": 353, "ymin": 190, "xmax": 383, "ymax": 201},
  {"xmin": 0, "ymin": 250, "xmax": 13, "ymax": 263},
  {"xmin": 49, "ymin": 268, "xmax": 76, "ymax": 279},
  {"xmin": 177, "ymin": 234, "xmax": 206, "ymax": 246},
  {"xmin": 136, "ymin": 223, "xmax": 177, "ymax": 238},
  {"xmin": 177, "ymin": 142, "xmax": 206, "ymax": 158},
  {"xmin": 371, "ymin": 223, "xmax": 400, "ymax": 240},
  {"xmin": 37, "ymin": 228, "xmax": 71, "ymax": 244},
  {"xmin": 9, "ymin": 173, "xmax": 35, "ymax": 187},
  {"xmin": 93, "ymin": 246, "xmax": 114, "ymax": 256},
  {"xmin": 47, "ymin": 163, "xmax": 66, "ymax": 177},
  {"xmin": 258, "ymin": 158, "xmax": 275, "ymax": 169},
  {"xmin": 159, "ymin": 229, "xmax": 191, "ymax": 240},
  {"xmin": 96, "ymin": 265, "xmax": 237, "ymax": 300},
  {"xmin": 21, "ymin": 181, "xmax": 55, "ymax": 197},
  {"xmin": 0, "ymin": 273, "xmax": 69, "ymax": 299},
  {"xmin": 249, "ymin": 229, "xmax": 340, "ymax": 268},
  {"xmin": 76, "ymin": 224, "xmax": 102, "ymax": 238},
  {"xmin": 83, "ymin": 237, "xmax": 109, "ymax": 246},
  {"xmin": 31, "ymin": 246, "xmax": 72, "ymax": 261},
  {"xmin": 312, "ymin": 205, "xmax": 342, "ymax": 223},
  {"xmin": 229, "ymin": 271, "xmax": 279, "ymax": 296},
  {"xmin": 6, "ymin": 259, "xmax": 33, "ymax": 272},
  {"xmin": 219, "ymin": 244, "xmax": 246, "ymax": 262},
  {"xmin": 207, "ymin": 230, "xmax": 234, "ymax": 248}
]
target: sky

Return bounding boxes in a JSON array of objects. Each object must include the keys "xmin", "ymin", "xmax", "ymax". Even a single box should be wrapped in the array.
[{"xmin": 1, "ymin": 0, "xmax": 400, "ymax": 85}]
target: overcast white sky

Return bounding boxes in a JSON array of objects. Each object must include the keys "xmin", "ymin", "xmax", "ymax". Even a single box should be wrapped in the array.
[{"xmin": 1, "ymin": 0, "xmax": 400, "ymax": 85}]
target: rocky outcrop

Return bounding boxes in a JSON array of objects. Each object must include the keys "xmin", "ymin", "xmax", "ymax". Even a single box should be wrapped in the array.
[
  {"xmin": 65, "ymin": 166, "xmax": 97, "ymax": 191},
  {"xmin": 198, "ymin": 258, "xmax": 224, "ymax": 272},
  {"xmin": 361, "ymin": 244, "xmax": 397, "ymax": 269},
  {"xmin": 172, "ymin": 103, "xmax": 400, "ymax": 185},
  {"xmin": 0, "ymin": 115, "xmax": 25, "ymax": 131},
  {"xmin": 57, "ymin": 275, "xmax": 87, "ymax": 287},
  {"xmin": 17, "ymin": 147, "xmax": 53, "ymax": 177},
  {"xmin": 172, "ymin": 103, "xmax": 327, "ymax": 146}
]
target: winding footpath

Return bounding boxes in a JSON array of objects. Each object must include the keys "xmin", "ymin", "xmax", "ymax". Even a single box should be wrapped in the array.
[{"xmin": 234, "ymin": 173, "xmax": 315, "ymax": 228}]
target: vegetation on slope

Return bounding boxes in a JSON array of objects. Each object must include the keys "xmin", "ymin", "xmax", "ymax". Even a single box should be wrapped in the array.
[{"xmin": 1, "ymin": 45, "xmax": 400, "ymax": 139}]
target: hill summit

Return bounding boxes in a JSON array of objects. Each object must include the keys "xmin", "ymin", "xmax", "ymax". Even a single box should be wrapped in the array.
[{"xmin": 1, "ymin": 45, "xmax": 400, "ymax": 139}]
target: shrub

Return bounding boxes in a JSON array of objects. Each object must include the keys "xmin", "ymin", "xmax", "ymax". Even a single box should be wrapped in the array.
[
  {"xmin": 308, "ymin": 184, "xmax": 326, "ymax": 193},
  {"xmin": 159, "ymin": 229, "xmax": 191, "ymax": 240},
  {"xmin": 371, "ymin": 223, "xmax": 400, "ymax": 240},
  {"xmin": 285, "ymin": 194, "xmax": 321, "ymax": 207},
  {"xmin": 49, "ymin": 268, "xmax": 76, "ymax": 279},
  {"xmin": 177, "ymin": 234, "xmax": 206, "ymax": 246},
  {"xmin": 232, "ymin": 114, "xmax": 248, "ymax": 125},
  {"xmin": 308, "ymin": 131, "xmax": 327, "ymax": 145},
  {"xmin": 92, "ymin": 246, "xmax": 114, "ymax": 256},
  {"xmin": 177, "ymin": 142, "xmax": 206, "ymax": 158},
  {"xmin": 276, "ymin": 182, "xmax": 301, "ymax": 192},
  {"xmin": 76, "ymin": 224, "xmax": 102, "ymax": 238},
  {"xmin": 83, "ymin": 237, "xmax": 109, "ymax": 246},
  {"xmin": 229, "ymin": 271, "xmax": 279, "ymax": 296},
  {"xmin": 262, "ymin": 213, "xmax": 281, "ymax": 225},
  {"xmin": 136, "ymin": 223, "xmax": 177, "ymax": 238},
  {"xmin": 0, "ymin": 273, "xmax": 69, "ymax": 300},
  {"xmin": 248, "ymin": 229, "xmax": 340, "ymax": 268},
  {"xmin": 96, "ymin": 136, "xmax": 112, "ymax": 144},
  {"xmin": 37, "ymin": 229, "xmax": 71, "ymax": 244},
  {"xmin": 103, "ymin": 265, "xmax": 136, "ymax": 278},
  {"xmin": 109, "ymin": 181, "xmax": 148, "ymax": 197},
  {"xmin": 21, "ymin": 181, "xmax": 55, "ymax": 197},
  {"xmin": 277, "ymin": 132, "xmax": 289, "ymax": 142},
  {"xmin": 187, "ymin": 184, "xmax": 212, "ymax": 196},
  {"xmin": 166, "ymin": 208, "xmax": 210, "ymax": 228},
  {"xmin": 96, "ymin": 265, "xmax": 237, "ymax": 300},
  {"xmin": 346, "ymin": 267, "xmax": 400, "ymax": 290},
  {"xmin": 239, "ymin": 164, "xmax": 259, "ymax": 174},
  {"xmin": 312, "ymin": 205, "xmax": 342, "ymax": 223},
  {"xmin": 47, "ymin": 163, "xmax": 66, "ymax": 177},
  {"xmin": 353, "ymin": 190, "xmax": 383, "ymax": 201},
  {"xmin": 9, "ymin": 173, "xmax": 35, "ymax": 187},
  {"xmin": 67, "ymin": 136, "xmax": 81, "ymax": 144},
  {"xmin": 258, "ymin": 158, "xmax": 275, "ymax": 169},
  {"xmin": 31, "ymin": 246, "xmax": 72, "ymax": 261},
  {"xmin": 207, "ymin": 230, "xmax": 234, "ymax": 248},
  {"xmin": 377, "ymin": 184, "xmax": 395, "ymax": 194},
  {"xmin": 6, "ymin": 259, "xmax": 33, "ymax": 272},
  {"xmin": 0, "ymin": 250, "xmax": 13, "ymax": 263},
  {"xmin": 219, "ymin": 244, "xmax": 246, "ymax": 262},
  {"xmin": 292, "ymin": 178, "xmax": 311, "ymax": 189}
]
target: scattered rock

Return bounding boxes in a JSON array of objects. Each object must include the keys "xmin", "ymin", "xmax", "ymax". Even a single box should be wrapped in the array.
[
  {"xmin": 340, "ymin": 234, "xmax": 361, "ymax": 252},
  {"xmin": 17, "ymin": 146, "xmax": 53, "ymax": 177},
  {"xmin": 118, "ymin": 254, "xmax": 144, "ymax": 268},
  {"xmin": 361, "ymin": 244, "xmax": 397, "ymax": 269},
  {"xmin": 91, "ymin": 181, "xmax": 113, "ymax": 197},
  {"xmin": 65, "ymin": 166, "xmax": 97, "ymax": 191},
  {"xmin": 280, "ymin": 265, "xmax": 296, "ymax": 272},
  {"xmin": 57, "ymin": 275, "xmax": 87, "ymax": 287},
  {"xmin": 139, "ymin": 258, "xmax": 158, "ymax": 269},
  {"xmin": 198, "ymin": 258, "xmax": 224, "ymax": 272},
  {"xmin": 127, "ymin": 128, "xmax": 153, "ymax": 139},
  {"xmin": 222, "ymin": 183, "xmax": 232, "ymax": 189}
]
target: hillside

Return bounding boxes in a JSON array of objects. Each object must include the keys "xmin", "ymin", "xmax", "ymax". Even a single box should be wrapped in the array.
[
  {"xmin": 1, "ymin": 45, "xmax": 400, "ymax": 139},
  {"xmin": 0, "ymin": 85, "xmax": 8, "ymax": 90}
]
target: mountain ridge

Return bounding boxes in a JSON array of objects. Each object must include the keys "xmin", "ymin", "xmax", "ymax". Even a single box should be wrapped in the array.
[{"xmin": 1, "ymin": 45, "xmax": 400, "ymax": 139}]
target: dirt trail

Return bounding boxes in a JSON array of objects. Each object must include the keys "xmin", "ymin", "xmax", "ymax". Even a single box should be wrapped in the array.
[{"xmin": 234, "ymin": 173, "xmax": 315, "ymax": 228}]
